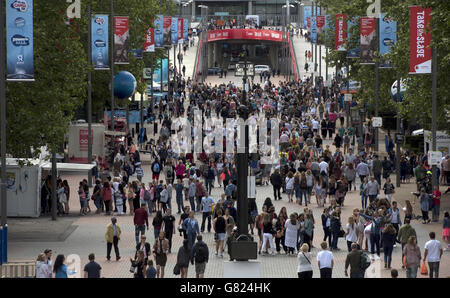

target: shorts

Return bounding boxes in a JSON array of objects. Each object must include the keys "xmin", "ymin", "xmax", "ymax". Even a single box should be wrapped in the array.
[
  {"xmin": 80, "ymin": 199, "xmax": 86, "ymax": 207},
  {"xmin": 286, "ymin": 189, "xmax": 294, "ymax": 195},
  {"xmin": 217, "ymin": 233, "xmax": 226, "ymax": 241},
  {"xmin": 155, "ymin": 253, "xmax": 167, "ymax": 266},
  {"xmin": 443, "ymin": 228, "xmax": 450, "ymax": 238},
  {"xmin": 195, "ymin": 262, "xmax": 206, "ymax": 275},
  {"xmin": 152, "ymin": 174, "xmax": 160, "ymax": 180}
]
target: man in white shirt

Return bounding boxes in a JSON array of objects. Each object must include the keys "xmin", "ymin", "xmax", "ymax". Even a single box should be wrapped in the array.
[
  {"xmin": 424, "ymin": 232, "xmax": 443, "ymax": 278},
  {"xmin": 356, "ymin": 160, "xmax": 370, "ymax": 183},
  {"xmin": 317, "ymin": 241, "xmax": 334, "ymax": 278},
  {"xmin": 319, "ymin": 158, "xmax": 328, "ymax": 175},
  {"xmin": 345, "ymin": 148, "xmax": 356, "ymax": 166}
]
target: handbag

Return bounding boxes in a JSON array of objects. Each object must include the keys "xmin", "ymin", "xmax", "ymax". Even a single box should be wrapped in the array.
[
  {"xmin": 338, "ymin": 229, "xmax": 345, "ymax": 238},
  {"xmin": 420, "ymin": 261, "xmax": 428, "ymax": 276},
  {"xmin": 173, "ymin": 263, "xmax": 181, "ymax": 275}
]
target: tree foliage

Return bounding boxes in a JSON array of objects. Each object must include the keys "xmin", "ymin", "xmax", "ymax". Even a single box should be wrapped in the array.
[{"xmin": 318, "ymin": 0, "xmax": 450, "ymax": 133}]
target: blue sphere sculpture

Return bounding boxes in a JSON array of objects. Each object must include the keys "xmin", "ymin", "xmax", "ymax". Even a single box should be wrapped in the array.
[{"xmin": 114, "ymin": 71, "xmax": 137, "ymax": 99}]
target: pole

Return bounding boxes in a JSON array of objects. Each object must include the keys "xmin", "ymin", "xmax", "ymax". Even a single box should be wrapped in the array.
[
  {"xmin": 325, "ymin": 47, "xmax": 328, "ymax": 84},
  {"xmin": 87, "ymin": 4, "xmax": 93, "ymax": 187},
  {"xmin": 431, "ymin": 46, "xmax": 437, "ymax": 189},
  {"xmin": 1, "ymin": 0, "xmax": 7, "ymax": 226},
  {"xmin": 310, "ymin": 1, "xmax": 314, "ymax": 82},
  {"xmin": 374, "ymin": 61, "xmax": 379, "ymax": 153},
  {"xmin": 396, "ymin": 77, "xmax": 401, "ymax": 188},
  {"xmin": 346, "ymin": 59, "xmax": 350, "ymax": 128},
  {"xmin": 51, "ymin": 152, "xmax": 57, "ymax": 220},
  {"xmin": 110, "ymin": 0, "xmax": 115, "ymax": 133},
  {"xmin": 140, "ymin": 92, "xmax": 144, "ymax": 149}
]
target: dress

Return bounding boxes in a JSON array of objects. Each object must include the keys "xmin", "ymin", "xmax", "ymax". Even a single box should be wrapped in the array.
[{"xmin": 284, "ymin": 219, "xmax": 300, "ymax": 249}]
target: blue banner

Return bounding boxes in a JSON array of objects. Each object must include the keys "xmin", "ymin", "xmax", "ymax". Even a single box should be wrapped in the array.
[
  {"xmin": 310, "ymin": 16, "xmax": 317, "ymax": 43},
  {"xmin": 153, "ymin": 58, "xmax": 168, "ymax": 90},
  {"xmin": 6, "ymin": 0, "xmax": 34, "ymax": 81},
  {"xmin": 171, "ymin": 17, "xmax": 178, "ymax": 45},
  {"xmin": 183, "ymin": 18, "xmax": 188, "ymax": 42},
  {"xmin": 347, "ymin": 17, "xmax": 360, "ymax": 59},
  {"xmin": 379, "ymin": 13, "xmax": 396, "ymax": 68},
  {"xmin": 92, "ymin": 15, "xmax": 109, "ymax": 70},
  {"xmin": 303, "ymin": 6, "xmax": 311, "ymax": 28},
  {"xmin": 154, "ymin": 15, "xmax": 163, "ymax": 48}
]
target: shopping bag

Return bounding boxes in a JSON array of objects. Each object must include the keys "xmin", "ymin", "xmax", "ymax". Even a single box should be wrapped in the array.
[{"xmin": 420, "ymin": 261, "xmax": 428, "ymax": 276}]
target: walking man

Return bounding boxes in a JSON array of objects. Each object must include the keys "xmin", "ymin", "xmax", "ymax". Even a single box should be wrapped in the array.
[
  {"xmin": 134, "ymin": 203, "xmax": 149, "ymax": 245},
  {"xmin": 424, "ymin": 232, "xmax": 443, "ymax": 278},
  {"xmin": 317, "ymin": 241, "xmax": 334, "ymax": 278},
  {"xmin": 200, "ymin": 195, "xmax": 214, "ymax": 233},
  {"xmin": 105, "ymin": 217, "xmax": 121, "ymax": 261},
  {"xmin": 191, "ymin": 235, "xmax": 209, "ymax": 278}
]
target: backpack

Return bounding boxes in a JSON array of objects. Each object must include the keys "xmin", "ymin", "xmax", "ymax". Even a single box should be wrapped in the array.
[
  {"xmin": 195, "ymin": 244, "xmax": 208, "ymax": 263},
  {"xmin": 144, "ymin": 189, "xmax": 151, "ymax": 201},
  {"xmin": 300, "ymin": 178, "xmax": 307, "ymax": 188},
  {"xmin": 166, "ymin": 166, "xmax": 173, "ymax": 178},
  {"xmin": 360, "ymin": 252, "xmax": 371, "ymax": 271},
  {"xmin": 153, "ymin": 163, "xmax": 160, "ymax": 173}
]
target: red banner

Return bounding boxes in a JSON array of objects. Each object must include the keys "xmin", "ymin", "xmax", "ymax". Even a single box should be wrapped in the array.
[
  {"xmin": 143, "ymin": 27, "xmax": 155, "ymax": 52},
  {"xmin": 335, "ymin": 14, "xmax": 347, "ymax": 51},
  {"xmin": 409, "ymin": 6, "xmax": 432, "ymax": 74},
  {"xmin": 207, "ymin": 29, "xmax": 284, "ymax": 42},
  {"xmin": 163, "ymin": 16, "xmax": 171, "ymax": 46},
  {"xmin": 114, "ymin": 16, "xmax": 129, "ymax": 64},
  {"xmin": 316, "ymin": 16, "xmax": 325, "ymax": 30},
  {"xmin": 178, "ymin": 18, "xmax": 183, "ymax": 43},
  {"xmin": 360, "ymin": 17, "xmax": 376, "ymax": 64},
  {"xmin": 307, "ymin": 17, "xmax": 311, "ymax": 29}
]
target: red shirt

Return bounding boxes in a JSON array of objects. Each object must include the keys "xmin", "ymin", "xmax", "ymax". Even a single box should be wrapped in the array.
[
  {"xmin": 134, "ymin": 208, "xmax": 149, "ymax": 227},
  {"xmin": 433, "ymin": 190, "xmax": 441, "ymax": 206}
]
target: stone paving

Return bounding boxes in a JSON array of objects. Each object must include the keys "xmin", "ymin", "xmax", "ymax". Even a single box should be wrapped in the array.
[{"xmin": 6, "ymin": 34, "xmax": 450, "ymax": 278}]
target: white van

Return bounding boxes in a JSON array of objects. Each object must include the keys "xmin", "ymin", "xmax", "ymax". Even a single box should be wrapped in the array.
[{"xmin": 254, "ymin": 65, "xmax": 270, "ymax": 74}]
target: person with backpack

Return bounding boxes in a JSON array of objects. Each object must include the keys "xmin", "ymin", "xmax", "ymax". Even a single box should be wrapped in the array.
[
  {"xmin": 345, "ymin": 242, "xmax": 370, "ymax": 278},
  {"xmin": 191, "ymin": 235, "xmax": 209, "ymax": 278},
  {"xmin": 151, "ymin": 159, "xmax": 161, "ymax": 182}
]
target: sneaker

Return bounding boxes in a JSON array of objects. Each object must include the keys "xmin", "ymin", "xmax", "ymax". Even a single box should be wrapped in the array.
[
  {"xmin": 116, "ymin": 256, "xmax": 121, "ymax": 261},
  {"xmin": 220, "ymin": 253, "xmax": 223, "ymax": 258},
  {"xmin": 215, "ymin": 251, "xmax": 218, "ymax": 256}
]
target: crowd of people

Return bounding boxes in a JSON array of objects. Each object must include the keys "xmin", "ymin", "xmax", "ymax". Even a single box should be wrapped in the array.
[{"xmin": 35, "ymin": 30, "xmax": 449, "ymax": 279}]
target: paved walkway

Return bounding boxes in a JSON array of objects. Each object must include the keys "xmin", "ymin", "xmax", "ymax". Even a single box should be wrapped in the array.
[{"xmin": 5, "ymin": 35, "xmax": 450, "ymax": 279}]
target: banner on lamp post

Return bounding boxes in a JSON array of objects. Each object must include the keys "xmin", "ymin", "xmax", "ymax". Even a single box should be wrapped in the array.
[
  {"xmin": 409, "ymin": 6, "xmax": 432, "ymax": 74},
  {"xmin": 114, "ymin": 16, "xmax": 129, "ymax": 64},
  {"xmin": 163, "ymin": 16, "xmax": 172, "ymax": 46},
  {"xmin": 335, "ymin": 14, "xmax": 347, "ymax": 51},
  {"xmin": 154, "ymin": 15, "xmax": 164, "ymax": 48},
  {"xmin": 316, "ymin": 15, "xmax": 325, "ymax": 44},
  {"xmin": 143, "ymin": 27, "xmax": 155, "ymax": 53},
  {"xmin": 178, "ymin": 18, "xmax": 183, "ymax": 44},
  {"xmin": 183, "ymin": 18, "xmax": 188, "ymax": 42},
  {"xmin": 92, "ymin": 15, "xmax": 109, "ymax": 70},
  {"xmin": 360, "ymin": 17, "xmax": 376, "ymax": 64},
  {"xmin": 379, "ymin": 13, "xmax": 396, "ymax": 68},
  {"xmin": 310, "ymin": 16, "xmax": 317, "ymax": 43},
  {"xmin": 304, "ymin": 6, "xmax": 311, "ymax": 28},
  {"xmin": 171, "ymin": 17, "xmax": 178, "ymax": 45},
  {"xmin": 346, "ymin": 17, "xmax": 360, "ymax": 59},
  {"xmin": 6, "ymin": 0, "xmax": 34, "ymax": 81}
]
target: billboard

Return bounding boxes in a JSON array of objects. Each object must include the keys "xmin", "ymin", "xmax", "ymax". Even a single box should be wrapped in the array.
[
  {"xmin": 154, "ymin": 15, "xmax": 163, "ymax": 48},
  {"xmin": 114, "ymin": 16, "xmax": 129, "ymax": 64},
  {"xmin": 207, "ymin": 29, "xmax": 284, "ymax": 42},
  {"xmin": 91, "ymin": 15, "xmax": 109, "ymax": 70},
  {"xmin": 409, "ymin": 6, "xmax": 432, "ymax": 74},
  {"xmin": 171, "ymin": 16, "xmax": 178, "ymax": 45},
  {"xmin": 379, "ymin": 14, "xmax": 397, "ymax": 68},
  {"xmin": 360, "ymin": 17, "xmax": 376, "ymax": 64},
  {"xmin": 183, "ymin": 18, "xmax": 188, "ymax": 42},
  {"xmin": 163, "ymin": 16, "xmax": 172, "ymax": 46},
  {"xmin": 346, "ymin": 17, "xmax": 360, "ymax": 59},
  {"xmin": 303, "ymin": 6, "xmax": 312, "ymax": 28},
  {"xmin": 153, "ymin": 58, "xmax": 169, "ymax": 90},
  {"xmin": 6, "ymin": 0, "xmax": 34, "ymax": 81},
  {"xmin": 143, "ymin": 27, "xmax": 155, "ymax": 53},
  {"xmin": 335, "ymin": 14, "xmax": 347, "ymax": 51}
]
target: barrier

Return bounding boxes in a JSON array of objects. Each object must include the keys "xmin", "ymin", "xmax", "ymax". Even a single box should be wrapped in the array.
[
  {"xmin": 0, "ymin": 261, "xmax": 36, "ymax": 278},
  {"xmin": 0, "ymin": 225, "xmax": 7, "ymax": 265}
]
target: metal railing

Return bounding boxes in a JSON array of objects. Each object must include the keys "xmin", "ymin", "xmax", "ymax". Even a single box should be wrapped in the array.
[{"xmin": 1, "ymin": 262, "xmax": 36, "ymax": 278}]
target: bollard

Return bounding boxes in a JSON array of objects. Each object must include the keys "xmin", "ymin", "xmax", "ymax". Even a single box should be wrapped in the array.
[{"xmin": 3, "ymin": 225, "xmax": 7, "ymax": 264}]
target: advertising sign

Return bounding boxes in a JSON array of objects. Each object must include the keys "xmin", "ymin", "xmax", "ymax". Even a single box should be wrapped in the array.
[
  {"xmin": 183, "ymin": 18, "xmax": 188, "ymax": 42},
  {"xmin": 379, "ymin": 14, "xmax": 397, "ymax": 68},
  {"xmin": 163, "ymin": 16, "xmax": 172, "ymax": 46},
  {"xmin": 310, "ymin": 16, "xmax": 317, "ymax": 43},
  {"xmin": 346, "ymin": 17, "xmax": 360, "ymax": 59},
  {"xmin": 409, "ymin": 6, "xmax": 432, "ymax": 74},
  {"xmin": 154, "ymin": 15, "xmax": 163, "ymax": 48},
  {"xmin": 92, "ymin": 14, "xmax": 109, "ymax": 70},
  {"xmin": 153, "ymin": 58, "xmax": 168, "ymax": 90},
  {"xmin": 178, "ymin": 18, "xmax": 184, "ymax": 43},
  {"xmin": 114, "ymin": 16, "xmax": 129, "ymax": 64},
  {"xmin": 6, "ymin": 0, "xmax": 34, "ymax": 81},
  {"xmin": 316, "ymin": 15, "xmax": 325, "ymax": 44},
  {"xmin": 335, "ymin": 14, "xmax": 347, "ymax": 51},
  {"xmin": 207, "ymin": 29, "xmax": 284, "ymax": 42},
  {"xmin": 171, "ymin": 16, "xmax": 178, "ymax": 45},
  {"xmin": 360, "ymin": 17, "xmax": 376, "ymax": 64},
  {"xmin": 303, "ymin": 6, "xmax": 311, "ymax": 28},
  {"xmin": 143, "ymin": 27, "xmax": 155, "ymax": 53}
]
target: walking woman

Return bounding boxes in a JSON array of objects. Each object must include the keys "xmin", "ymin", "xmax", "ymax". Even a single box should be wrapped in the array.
[
  {"xmin": 101, "ymin": 181, "xmax": 113, "ymax": 215},
  {"xmin": 382, "ymin": 224, "xmax": 397, "ymax": 269},
  {"xmin": 127, "ymin": 182, "xmax": 135, "ymax": 215},
  {"xmin": 275, "ymin": 213, "xmax": 287, "ymax": 254},
  {"xmin": 314, "ymin": 179, "xmax": 323, "ymax": 207},
  {"xmin": 153, "ymin": 230, "xmax": 169, "ymax": 278},
  {"xmin": 176, "ymin": 239, "xmax": 191, "ymax": 278},
  {"xmin": 261, "ymin": 213, "xmax": 275, "ymax": 255},
  {"xmin": 285, "ymin": 172, "xmax": 295, "ymax": 203},
  {"xmin": 360, "ymin": 177, "xmax": 369, "ymax": 209},
  {"xmin": 330, "ymin": 211, "xmax": 341, "ymax": 251},
  {"xmin": 152, "ymin": 211, "xmax": 164, "ymax": 240},
  {"xmin": 297, "ymin": 243, "xmax": 313, "ymax": 278},
  {"xmin": 53, "ymin": 254, "xmax": 68, "ymax": 278},
  {"xmin": 130, "ymin": 250, "xmax": 146, "ymax": 278},
  {"xmin": 404, "ymin": 236, "xmax": 421, "ymax": 278},
  {"xmin": 285, "ymin": 213, "xmax": 300, "ymax": 254},
  {"xmin": 303, "ymin": 212, "xmax": 314, "ymax": 252},
  {"xmin": 344, "ymin": 217, "xmax": 358, "ymax": 252}
]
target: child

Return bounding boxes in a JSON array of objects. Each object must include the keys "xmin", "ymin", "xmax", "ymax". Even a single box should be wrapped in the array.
[
  {"xmin": 78, "ymin": 182, "xmax": 87, "ymax": 215},
  {"xmin": 443, "ymin": 212, "xmax": 450, "ymax": 251},
  {"xmin": 146, "ymin": 259, "xmax": 157, "ymax": 278}
]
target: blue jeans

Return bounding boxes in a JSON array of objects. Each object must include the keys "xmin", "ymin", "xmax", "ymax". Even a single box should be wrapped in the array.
[
  {"xmin": 406, "ymin": 267, "xmax": 418, "ymax": 278},
  {"xmin": 370, "ymin": 233, "xmax": 381, "ymax": 256},
  {"xmin": 187, "ymin": 232, "xmax": 196, "ymax": 250},
  {"xmin": 299, "ymin": 189, "xmax": 308, "ymax": 205},
  {"xmin": 176, "ymin": 196, "xmax": 184, "ymax": 213},
  {"xmin": 189, "ymin": 196, "xmax": 195, "ymax": 211},
  {"xmin": 148, "ymin": 200, "xmax": 153, "ymax": 215},
  {"xmin": 331, "ymin": 230, "xmax": 339, "ymax": 249},
  {"xmin": 154, "ymin": 229, "xmax": 160, "ymax": 240},
  {"xmin": 135, "ymin": 225, "xmax": 146, "ymax": 245},
  {"xmin": 383, "ymin": 245, "xmax": 393, "ymax": 267},
  {"xmin": 206, "ymin": 179, "xmax": 214, "ymax": 194},
  {"xmin": 432, "ymin": 205, "xmax": 440, "ymax": 220},
  {"xmin": 196, "ymin": 196, "xmax": 202, "ymax": 212},
  {"xmin": 361, "ymin": 193, "xmax": 368, "ymax": 209}
]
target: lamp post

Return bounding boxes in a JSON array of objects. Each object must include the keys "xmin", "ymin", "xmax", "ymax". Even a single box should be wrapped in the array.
[
  {"xmin": 1, "ymin": 0, "xmax": 8, "ymax": 227},
  {"xmin": 110, "ymin": 0, "xmax": 115, "ymax": 134}
]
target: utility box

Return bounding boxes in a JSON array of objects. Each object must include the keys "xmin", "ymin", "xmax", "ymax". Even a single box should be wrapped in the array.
[{"xmin": 68, "ymin": 123, "xmax": 105, "ymax": 163}]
